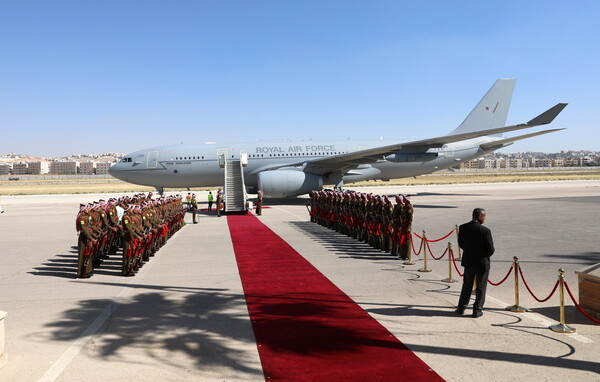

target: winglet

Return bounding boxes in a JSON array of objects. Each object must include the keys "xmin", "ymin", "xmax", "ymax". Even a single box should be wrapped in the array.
[{"xmin": 526, "ymin": 103, "xmax": 568, "ymax": 126}]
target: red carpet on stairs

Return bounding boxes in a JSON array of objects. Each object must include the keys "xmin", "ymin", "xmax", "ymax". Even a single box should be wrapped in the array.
[{"xmin": 227, "ymin": 214, "xmax": 443, "ymax": 381}]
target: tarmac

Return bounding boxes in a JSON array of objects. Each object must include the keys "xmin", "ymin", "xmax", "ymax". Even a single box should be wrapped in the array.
[{"xmin": 0, "ymin": 180, "xmax": 599, "ymax": 381}]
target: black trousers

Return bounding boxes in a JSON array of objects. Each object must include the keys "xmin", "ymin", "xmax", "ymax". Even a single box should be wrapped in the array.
[{"xmin": 458, "ymin": 267, "xmax": 490, "ymax": 312}]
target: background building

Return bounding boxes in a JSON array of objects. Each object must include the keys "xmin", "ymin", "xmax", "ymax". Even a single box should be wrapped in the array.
[
  {"xmin": 96, "ymin": 162, "xmax": 113, "ymax": 175},
  {"xmin": 28, "ymin": 161, "xmax": 50, "ymax": 174},
  {"xmin": 78, "ymin": 161, "xmax": 96, "ymax": 175},
  {"xmin": 12, "ymin": 162, "xmax": 29, "ymax": 175},
  {"xmin": 49, "ymin": 161, "xmax": 78, "ymax": 174},
  {"xmin": 0, "ymin": 163, "xmax": 11, "ymax": 175}
]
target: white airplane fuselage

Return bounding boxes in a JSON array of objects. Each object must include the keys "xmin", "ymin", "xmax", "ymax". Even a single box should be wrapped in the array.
[{"xmin": 109, "ymin": 137, "xmax": 486, "ymax": 189}]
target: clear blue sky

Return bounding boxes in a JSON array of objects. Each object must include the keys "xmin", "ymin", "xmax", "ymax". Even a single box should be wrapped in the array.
[{"xmin": 1, "ymin": 1, "xmax": 599, "ymax": 157}]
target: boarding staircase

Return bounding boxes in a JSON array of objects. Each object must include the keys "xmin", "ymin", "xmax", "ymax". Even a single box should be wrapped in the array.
[{"xmin": 219, "ymin": 150, "xmax": 248, "ymax": 214}]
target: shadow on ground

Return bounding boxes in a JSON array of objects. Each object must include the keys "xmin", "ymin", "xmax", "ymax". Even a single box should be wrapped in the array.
[
  {"xmin": 289, "ymin": 221, "xmax": 402, "ymax": 261},
  {"xmin": 44, "ymin": 285, "xmax": 262, "ymax": 376},
  {"xmin": 29, "ymin": 246, "xmax": 124, "ymax": 278}
]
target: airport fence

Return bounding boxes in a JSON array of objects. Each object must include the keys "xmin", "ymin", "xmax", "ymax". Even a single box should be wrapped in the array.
[{"xmin": 407, "ymin": 229, "xmax": 600, "ymax": 330}]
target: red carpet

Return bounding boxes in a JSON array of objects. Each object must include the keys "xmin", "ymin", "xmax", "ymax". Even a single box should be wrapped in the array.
[{"xmin": 227, "ymin": 214, "xmax": 443, "ymax": 381}]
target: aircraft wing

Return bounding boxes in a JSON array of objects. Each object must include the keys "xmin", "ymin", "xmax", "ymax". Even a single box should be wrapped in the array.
[
  {"xmin": 479, "ymin": 128, "xmax": 565, "ymax": 152},
  {"xmin": 250, "ymin": 103, "xmax": 567, "ymax": 176}
]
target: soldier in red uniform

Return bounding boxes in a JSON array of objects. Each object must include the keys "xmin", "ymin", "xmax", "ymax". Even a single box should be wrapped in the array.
[
  {"xmin": 399, "ymin": 196, "xmax": 414, "ymax": 260},
  {"xmin": 76, "ymin": 205, "xmax": 96, "ymax": 278},
  {"xmin": 390, "ymin": 195, "xmax": 404, "ymax": 257}
]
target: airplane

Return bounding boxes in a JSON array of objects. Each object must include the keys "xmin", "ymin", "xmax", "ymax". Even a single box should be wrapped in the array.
[{"xmin": 109, "ymin": 79, "xmax": 567, "ymax": 198}]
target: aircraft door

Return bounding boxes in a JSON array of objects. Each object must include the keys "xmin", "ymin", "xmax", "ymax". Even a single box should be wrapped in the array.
[
  {"xmin": 217, "ymin": 148, "xmax": 227, "ymax": 168},
  {"xmin": 147, "ymin": 151, "xmax": 159, "ymax": 168},
  {"xmin": 240, "ymin": 150, "xmax": 248, "ymax": 167}
]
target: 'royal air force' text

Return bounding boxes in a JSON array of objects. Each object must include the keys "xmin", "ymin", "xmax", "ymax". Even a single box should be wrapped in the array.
[{"xmin": 256, "ymin": 145, "xmax": 336, "ymax": 154}]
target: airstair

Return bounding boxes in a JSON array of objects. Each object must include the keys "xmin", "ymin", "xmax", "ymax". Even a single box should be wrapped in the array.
[{"xmin": 218, "ymin": 149, "xmax": 248, "ymax": 214}]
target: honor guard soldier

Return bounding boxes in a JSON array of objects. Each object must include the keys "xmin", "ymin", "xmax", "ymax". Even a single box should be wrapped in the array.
[
  {"xmin": 76, "ymin": 205, "xmax": 96, "ymax": 278},
  {"xmin": 122, "ymin": 206, "xmax": 141, "ymax": 276},
  {"xmin": 399, "ymin": 196, "xmax": 414, "ymax": 260},
  {"xmin": 191, "ymin": 194, "xmax": 198, "ymax": 223},
  {"xmin": 255, "ymin": 190, "xmax": 263, "ymax": 215},
  {"xmin": 382, "ymin": 196, "xmax": 394, "ymax": 252},
  {"xmin": 390, "ymin": 195, "xmax": 404, "ymax": 257}
]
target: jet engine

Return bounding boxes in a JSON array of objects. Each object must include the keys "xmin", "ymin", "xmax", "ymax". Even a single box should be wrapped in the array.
[{"xmin": 257, "ymin": 170, "xmax": 323, "ymax": 198}]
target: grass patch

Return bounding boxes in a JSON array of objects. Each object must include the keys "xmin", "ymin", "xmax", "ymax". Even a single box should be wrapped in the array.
[{"xmin": 0, "ymin": 170, "xmax": 598, "ymax": 195}]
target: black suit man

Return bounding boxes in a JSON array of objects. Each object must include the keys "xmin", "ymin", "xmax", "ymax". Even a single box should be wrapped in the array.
[{"xmin": 456, "ymin": 208, "xmax": 495, "ymax": 318}]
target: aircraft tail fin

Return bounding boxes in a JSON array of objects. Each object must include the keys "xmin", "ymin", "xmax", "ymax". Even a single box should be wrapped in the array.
[{"xmin": 449, "ymin": 79, "xmax": 516, "ymax": 136}]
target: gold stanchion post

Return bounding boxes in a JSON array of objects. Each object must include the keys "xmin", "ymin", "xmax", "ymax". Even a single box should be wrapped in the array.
[
  {"xmin": 403, "ymin": 232, "xmax": 415, "ymax": 265},
  {"xmin": 455, "ymin": 225, "xmax": 462, "ymax": 261},
  {"xmin": 418, "ymin": 231, "xmax": 432, "ymax": 272},
  {"xmin": 442, "ymin": 242, "xmax": 457, "ymax": 283},
  {"xmin": 506, "ymin": 256, "xmax": 529, "ymax": 312},
  {"xmin": 549, "ymin": 269, "xmax": 576, "ymax": 333}
]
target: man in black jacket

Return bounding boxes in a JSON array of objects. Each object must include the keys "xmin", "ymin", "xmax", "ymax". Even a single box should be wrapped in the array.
[{"xmin": 456, "ymin": 208, "xmax": 495, "ymax": 318}]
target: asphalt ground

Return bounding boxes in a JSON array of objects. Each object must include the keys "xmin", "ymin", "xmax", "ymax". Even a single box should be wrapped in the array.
[{"xmin": 0, "ymin": 180, "xmax": 599, "ymax": 381}]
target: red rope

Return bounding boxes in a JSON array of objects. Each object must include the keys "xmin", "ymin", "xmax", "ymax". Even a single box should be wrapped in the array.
[
  {"xmin": 450, "ymin": 249, "xmax": 463, "ymax": 277},
  {"xmin": 413, "ymin": 232, "xmax": 423, "ymax": 240},
  {"xmin": 425, "ymin": 240, "xmax": 447, "ymax": 260},
  {"xmin": 487, "ymin": 265, "xmax": 514, "ymax": 286},
  {"xmin": 564, "ymin": 281, "xmax": 600, "ymax": 325},
  {"xmin": 411, "ymin": 236, "xmax": 423, "ymax": 256},
  {"xmin": 519, "ymin": 269, "xmax": 559, "ymax": 303},
  {"xmin": 425, "ymin": 229, "xmax": 455, "ymax": 243}
]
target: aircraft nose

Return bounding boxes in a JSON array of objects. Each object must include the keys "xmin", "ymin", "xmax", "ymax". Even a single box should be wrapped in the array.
[{"xmin": 108, "ymin": 163, "xmax": 127, "ymax": 181}]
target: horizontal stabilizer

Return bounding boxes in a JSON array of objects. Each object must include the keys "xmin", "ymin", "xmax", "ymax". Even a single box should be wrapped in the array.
[
  {"xmin": 480, "ymin": 128, "xmax": 565, "ymax": 151},
  {"xmin": 526, "ymin": 103, "xmax": 568, "ymax": 126}
]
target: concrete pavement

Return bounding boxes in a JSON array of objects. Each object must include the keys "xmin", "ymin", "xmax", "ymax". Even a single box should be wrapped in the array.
[{"xmin": 0, "ymin": 181, "xmax": 599, "ymax": 381}]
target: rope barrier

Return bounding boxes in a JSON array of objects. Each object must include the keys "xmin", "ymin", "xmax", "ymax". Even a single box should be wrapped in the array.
[
  {"xmin": 413, "ymin": 229, "xmax": 454, "ymax": 242},
  {"xmin": 411, "ymin": 234, "xmax": 423, "ymax": 256},
  {"xmin": 403, "ymin": 234, "xmax": 416, "ymax": 265},
  {"xmin": 549, "ymin": 269, "xmax": 576, "ymax": 333},
  {"xmin": 425, "ymin": 240, "xmax": 447, "ymax": 260},
  {"xmin": 441, "ymin": 244, "xmax": 458, "ymax": 283},
  {"xmin": 488, "ymin": 265, "xmax": 513, "ymax": 286},
  {"xmin": 505, "ymin": 258, "xmax": 529, "ymax": 312},
  {"xmin": 520, "ymin": 268, "xmax": 560, "ymax": 303},
  {"xmin": 425, "ymin": 229, "xmax": 455, "ymax": 243},
  {"xmin": 564, "ymin": 281, "xmax": 600, "ymax": 325},
  {"xmin": 418, "ymin": 231, "xmax": 433, "ymax": 272},
  {"xmin": 450, "ymin": 249, "xmax": 464, "ymax": 277}
]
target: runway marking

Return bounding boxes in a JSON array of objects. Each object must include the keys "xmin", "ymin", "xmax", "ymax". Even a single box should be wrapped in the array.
[
  {"xmin": 486, "ymin": 295, "xmax": 593, "ymax": 343},
  {"xmin": 37, "ymin": 232, "xmax": 175, "ymax": 382}
]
